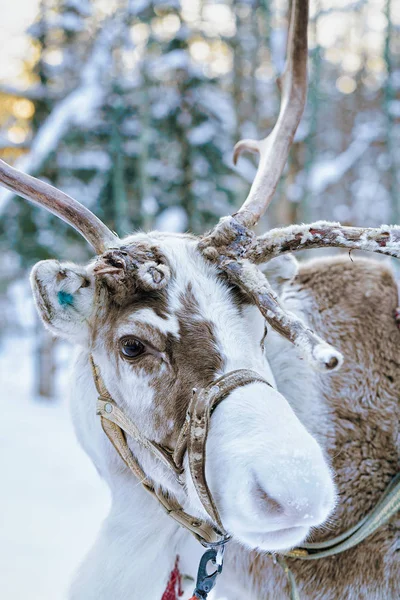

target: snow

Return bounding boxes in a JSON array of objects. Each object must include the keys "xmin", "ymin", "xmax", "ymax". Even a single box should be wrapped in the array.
[
  {"xmin": 308, "ymin": 124, "xmax": 381, "ymax": 194},
  {"xmin": 57, "ymin": 149, "xmax": 112, "ymax": 172},
  {"xmin": 388, "ymin": 100, "xmax": 400, "ymax": 118},
  {"xmin": 142, "ymin": 195, "xmax": 159, "ymax": 216},
  {"xmin": 152, "ymin": 89, "xmax": 180, "ymax": 119},
  {"xmin": 188, "ymin": 122, "xmax": 216, "ymax": 146},
  {"xmin": 148, "ymin": 49, "xmax": 191, "ymax": 78},
  {"xmin": 391, "ymin": 70, "xmax": 400, "ymax": 89},
  {"xmin": 55, "ymin": 12, "xmax": 86, "ymax": 32},
  {"xmin": 0, "ymin": 331, "xmax": 110, "ymax": 600},
  {"xmin": 263, "ymin": 220, "xmax": 341, "ymax": 248},
  {"xmin": 229, "ymin": 153, "xmax": 257, "ymax": 183},
  {"xmin": 146, "ymin": 158, "xmax": 182, "ymax": 181},
  {"xmin": 155, "ymin": 206, "xmax": 188, "ymax": 232},
  {"xmin": 128, "ymin": 0, "xmax": 181, "ymax": 16},
  {"xmin": 64, "ymin": 0, "xmax": 92, "ymax": 17},
  {"xmin": 197, "ymin": 87, "xmax": 236, "ymax": 131},
  {"xmin": 270, "ymin": 28, "xmax": 287, "ymax": 74},
  {"xmin": 0, "ymin": 83, "xmax": 59, "ymax": 101}
]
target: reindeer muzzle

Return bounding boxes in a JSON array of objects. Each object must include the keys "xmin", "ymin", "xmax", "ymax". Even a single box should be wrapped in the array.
[{"xmin": 91, "ymin": 356, "xmax": 271, "ymax": 545}]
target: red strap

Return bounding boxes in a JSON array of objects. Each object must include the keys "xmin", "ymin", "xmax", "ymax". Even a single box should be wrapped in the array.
[{"xmin": 161, "ymin": 556, "xmax": 184, "ymax": 600}]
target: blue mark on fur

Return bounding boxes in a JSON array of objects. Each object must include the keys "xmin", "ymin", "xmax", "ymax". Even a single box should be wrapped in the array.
[{"xmin": 57, "ymin": 291, "xmax": 74, "ymax": 307}]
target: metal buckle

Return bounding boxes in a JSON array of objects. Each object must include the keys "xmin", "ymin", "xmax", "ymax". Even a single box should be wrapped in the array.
[{"xmin": 191, "ymin": 546, "xmax": 225, "ymax": 599}]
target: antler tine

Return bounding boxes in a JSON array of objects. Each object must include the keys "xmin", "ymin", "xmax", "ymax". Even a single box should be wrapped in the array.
[
  {"xmin": 233, "ymin": 0, "xmax": 309, "ymax": 229},
  {"xmin": 0, "ymin": 159, "xmax": 118, "ymax": 254},
  {"xmin": 222, "ymin": 258, "xmax": 343, "ymax": 372},
  {"xmin": 198, "ymin": 0, "xmax": 343, "ymax": 373},
  {"xmin": 249, "ymin": 222, "xmax": 400, "ymax": 263}
]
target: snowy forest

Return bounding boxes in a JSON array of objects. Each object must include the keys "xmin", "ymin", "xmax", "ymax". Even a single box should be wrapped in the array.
[
  {"xmin": 1, "ymin": 0, "xmax": 399, "ymax": 397},
  {"xmin": 0, "ymin": 1, "xmax": 399, "ymax": 598}
]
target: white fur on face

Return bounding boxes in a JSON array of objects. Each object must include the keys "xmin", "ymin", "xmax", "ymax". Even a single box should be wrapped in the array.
[
  {"xmin": 118, "ymin": 235, "xmax": 336, "ymax": 549},
  {"xmin": 30, "ymin": 234, "xmax": 336, "ymax": 558},
  {"xmin": 123, "ymin": 308, "xmax": 180, "ymax": 337}
]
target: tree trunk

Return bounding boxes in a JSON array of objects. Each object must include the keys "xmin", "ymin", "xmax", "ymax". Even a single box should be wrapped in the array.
[{"xmin": 34, "ymin": 314, "xmax": 56, "ymax": 400}]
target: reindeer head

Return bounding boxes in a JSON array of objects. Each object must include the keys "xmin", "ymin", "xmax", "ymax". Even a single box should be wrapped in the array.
[
  {"xmin": 29, "ymin": 229, "xmax": 336, "ymax": 551},
  {"xmin": 9, "ymin": 0, "xmax": 399, "ymax": 552}
]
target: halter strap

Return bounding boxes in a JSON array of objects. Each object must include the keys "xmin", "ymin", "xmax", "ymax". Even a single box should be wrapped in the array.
[
  {"xmin": 186, "ymin": 370, "xmax": 271, "ymax": 529},
  {"xmin": 285, "ymin": 472, "xmax": 400, "ymax": 560},
  {"xmin": 90, "ymin": 354, "xmax": 400, "ymax": 598},
  {"xmin": 90, "ymin": 355, "xmax": 272, "ymax": 546}
]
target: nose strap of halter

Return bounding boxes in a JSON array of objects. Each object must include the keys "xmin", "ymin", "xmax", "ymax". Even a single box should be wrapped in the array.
[
  {"xmin": 178, "ymin": 370, "xmax": 272, "ymax": 531},
  {"xmin": 90, "ymin": 354, "xmax": 272, "ymax": 545}
]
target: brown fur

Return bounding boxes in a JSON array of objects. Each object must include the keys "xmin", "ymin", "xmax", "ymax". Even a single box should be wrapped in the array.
[
  {"xmin": 151, "ymin": 285, "xmax": 226, "ymax": 445},
  {"xmin": 92, "ymin": 274, "xmax": 225, "ymax": 446},
  {"xmin": 230, "ymin": 257, "xmax": 400, "ymax": 599},
  {"xmin": 95, "ymin": 242, "xmax": 171, "ymax": 306}
]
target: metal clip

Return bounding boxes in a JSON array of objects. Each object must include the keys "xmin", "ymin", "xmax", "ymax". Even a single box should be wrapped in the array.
[{"xmin": 191, "ymin": 546, "xmax": 225, "ymax": 599}]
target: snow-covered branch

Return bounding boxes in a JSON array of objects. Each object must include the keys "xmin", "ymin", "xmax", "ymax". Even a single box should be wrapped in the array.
[
  {"xmin": 307, "ymin": 125, "xmax": 381, "ymax": 195},
  {"xmin": 0, "ymin": 84, "xmax": 62, "ymax": 101},
  {"xmin": 0, "ymin": 19, "xmax": 121, "ymax": 216},
  {"xmin": 310, "ymin": 0, "xmax": 368, "ymax": 22}
]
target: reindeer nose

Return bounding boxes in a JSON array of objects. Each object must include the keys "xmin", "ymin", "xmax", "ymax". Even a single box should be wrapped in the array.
[
  {"xmin": 252, "ymin": 448, "xmax": 335, "ymax": 526},
  {"xmin": 253, "ymin": 480, "xmax": 285, "ymax": 516}
]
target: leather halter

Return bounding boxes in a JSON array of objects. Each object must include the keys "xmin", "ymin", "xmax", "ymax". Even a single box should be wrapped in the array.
[
  {"xmin": 90, "ymin": 356, "xmax": 400, "ymax": 599},
  {"xmin": 90, "ymin": 356, "xmax": 272, "ymax": 546}
]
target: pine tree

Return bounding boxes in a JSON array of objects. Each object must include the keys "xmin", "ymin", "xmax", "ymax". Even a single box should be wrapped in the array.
[{"xmin": 0, "ymin": 0, "xmax": 95, "ymax": 264}]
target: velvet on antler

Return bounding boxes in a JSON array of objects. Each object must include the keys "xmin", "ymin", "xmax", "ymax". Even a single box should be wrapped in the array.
[
  {"xmin": 249, "ymin": 222, "xmax": 400, "ymax": 263},
  {"xmin": 197, "ymin": 0, "xmax": 400, "ymax": 371},
  {"xmin": 198, "ymin": 0, "xmax": 344, "ymax": 371}
]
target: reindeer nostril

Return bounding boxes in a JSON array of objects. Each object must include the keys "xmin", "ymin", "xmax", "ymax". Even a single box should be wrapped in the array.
[{"xmin": 253, "ymin": 482, "xmax": 284, "ymax": 516}]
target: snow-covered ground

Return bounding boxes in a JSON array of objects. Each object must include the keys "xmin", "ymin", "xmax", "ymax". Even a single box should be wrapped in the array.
[
  {"xmin": 0, "ymin": 332, "xmax": 111, "ymax": 600},
  {"xmin": 0, "ymin": 330, "xmax": 221, "ymax": 600}
]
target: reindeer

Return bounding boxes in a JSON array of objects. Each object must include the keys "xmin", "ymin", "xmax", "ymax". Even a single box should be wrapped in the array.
[{"xmin": 1, "ymin": 0, "xmax": 399, "ymax": 598}]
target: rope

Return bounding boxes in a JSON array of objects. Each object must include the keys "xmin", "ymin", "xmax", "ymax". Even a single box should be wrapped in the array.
[
  {"xmin": 161, "ymin": 556, "xmax": 183, "ymax": 600},
  {"xmin": 276, "ymin": 556, "xmax": 301, "ymax": 600},
  {"xmin": 286, "ymin": 473, "xmax": 400, "ymax": 560}
]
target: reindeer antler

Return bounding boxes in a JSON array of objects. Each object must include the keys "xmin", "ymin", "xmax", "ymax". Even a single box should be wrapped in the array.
[
  {"xmin": 2, "ymin": 0, "xmax": 398, "ymax": 374},
  {"xmin": 199, "ymin": 0, "xmax": 400, "ymax": 372},
  {"xmin": 0, "ymin": 159, "xmax": 118, "ymax": 254},
  {"xmin": 233, "ymin": 0, "xmax": 308, "ymax": 229},
  {"xmin": 249, "ymin": 222, "xmax": 400, "ymax": 263},
  {"xmin": 198, "ymin": 0, "xmax": 344, "ymax": 372}
]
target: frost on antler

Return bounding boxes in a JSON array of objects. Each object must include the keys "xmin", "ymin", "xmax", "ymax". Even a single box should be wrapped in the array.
[
  {"xmin": 249, "ymin": 221, "xmax": 400, "ymax": 263},
  {"xmin": 218, "ymin": 258, "xmax": 343, "ymax": 372}
]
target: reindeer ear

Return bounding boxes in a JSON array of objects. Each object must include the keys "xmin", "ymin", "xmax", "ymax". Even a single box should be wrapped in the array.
[
  {"xmin": 30, "ymin": 260, "xmax": 95, "ymax": 343},
  {"xmin": 260, "ymin": 254, "xmax": 299, "ymax": 295}
]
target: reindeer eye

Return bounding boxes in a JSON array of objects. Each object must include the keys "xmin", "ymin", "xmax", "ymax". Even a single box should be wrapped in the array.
[{"xmin": 120, "ymin": 338, "xmax": 146, "ymax": 360}]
